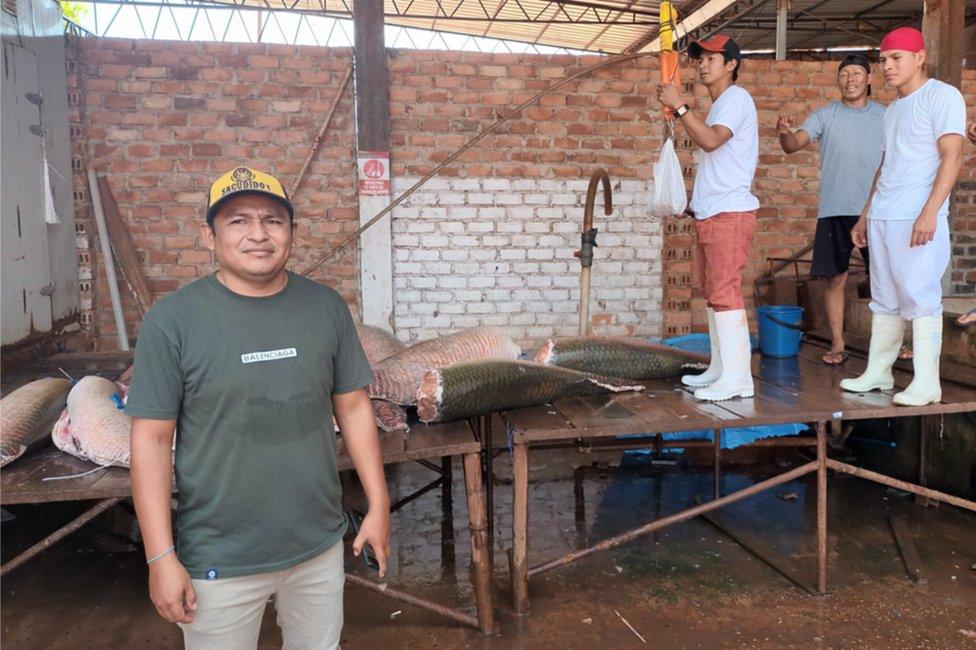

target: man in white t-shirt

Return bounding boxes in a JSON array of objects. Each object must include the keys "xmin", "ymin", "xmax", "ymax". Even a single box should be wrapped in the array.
[
  {"xmin": 841, "ymin": 27, "xmax": 966, "ymax": 406},
  {"xmin": 658, "ymin": 35, "xmax": 759, "ymax": 402}
]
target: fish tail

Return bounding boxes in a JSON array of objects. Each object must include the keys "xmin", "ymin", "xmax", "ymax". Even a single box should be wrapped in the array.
[{"xmin": 416, "ymin": 369, "xmax": 444, "ymax": 422}]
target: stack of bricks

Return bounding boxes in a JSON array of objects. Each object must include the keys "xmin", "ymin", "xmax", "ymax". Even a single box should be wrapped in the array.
[{"xmin": 65, "ymin": 38, "xmax": 976, "ymax": 349}]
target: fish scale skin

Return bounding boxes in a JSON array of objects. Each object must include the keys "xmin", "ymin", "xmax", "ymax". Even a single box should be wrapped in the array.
[
  {"xmin": 1, "ymin": 378, "xmax": 72, "ymax": 467},
  {"xmin": 355, "ymin": 323, "xmax": 406, "ymax": 366},
  {"xmin": 369, "ymin": 327, "xmax": 521, "ymax": 405},
  {"xmin": 52, "ymin": 376, "xmax": 132, "ymax": 468},
  {"xmin": 535, "ymin": 337, "xmax": 709, "ymax": 380},
  {"xmin": 417, "ymin": 359, "xmax": 644, "ymax": 422}
]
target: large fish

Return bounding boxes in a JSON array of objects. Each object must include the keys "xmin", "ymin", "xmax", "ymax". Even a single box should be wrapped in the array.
[
  {"xmin": 372, "ymin": 400, "xmax": 409, "ymax": 434},
  {"xmin": 1, "ymin": 378, "xmax": 72, "ymax": 467},
  {"xmin": 535, "ymin": 336, "xmax": 708, "ymax": 380},
  {"xmin": 355, "ymin": 322, "xmax": 406, "ymax": 366},
  {"xmin": 52, "ymin": 376, "xmax": 132, "ymax": 468},
  {"xmin": 416, "ymin": 359, "xmax": 644, "ymax": 423},
  {"xmin": 369, "ymin": 327, "xmax": 521, "ymax": 405}
]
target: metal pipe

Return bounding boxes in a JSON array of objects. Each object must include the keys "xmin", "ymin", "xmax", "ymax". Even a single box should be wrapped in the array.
[
  {"xmin": 528, "ymin": 461, "xmax": 818, "ymax": 577},
  {"xmin": 344, "ymin": 573, "xmax": 481, "ymax": 630},
  {"xmin": 826, "ymin": 459, "xmax": 976, "ymax": 513},
  {"xmin": 0, "ymin": 498, "xmax": 122, "ymax": 577},
  {"xmin": 577, "ymin": 168, "xmax": 612, "ymax": 336},
  {"xmin": 290, "ymin": 65, "xmax": 352, "ymax": 198},
  {"xmin": 87, "ymin": 168, "xmax": 129, "ymax": 351}
]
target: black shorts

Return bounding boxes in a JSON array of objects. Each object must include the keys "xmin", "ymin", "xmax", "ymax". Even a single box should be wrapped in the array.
[{"xmin": 810, "ymin": 215, "xmax": 869, "ymax": 278}]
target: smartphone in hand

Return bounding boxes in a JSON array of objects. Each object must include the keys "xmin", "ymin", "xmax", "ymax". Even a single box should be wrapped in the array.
[{"xmin": 345, "ymin": 508, "xmax": 381, "ymax": 572}]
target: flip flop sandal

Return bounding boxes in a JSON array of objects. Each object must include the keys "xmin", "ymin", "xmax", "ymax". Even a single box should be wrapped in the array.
[
  {"xmin": 953, "ymin": 309, "xmax": 976, "ymax": 329},
  {"xmin": 822, "ymin": 350, "xmax": 849, "ymax": 365}
]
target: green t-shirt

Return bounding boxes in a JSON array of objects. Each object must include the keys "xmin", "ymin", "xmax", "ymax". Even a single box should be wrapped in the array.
[{"xmin": 125, "ymin": 272, "xmax": 373, "ymax": 579}]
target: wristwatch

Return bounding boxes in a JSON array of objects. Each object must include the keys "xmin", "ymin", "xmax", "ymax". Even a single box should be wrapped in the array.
[{"xmin": 674, "ymin": 103, "xmax": 690, "ymax": 118}]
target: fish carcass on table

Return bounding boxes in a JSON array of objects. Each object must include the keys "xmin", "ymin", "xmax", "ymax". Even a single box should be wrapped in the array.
[
  {"xmin": 535, "ymin": 336, "xmax": 709, "ymax": 380},
  {"xmin": 355, "ymin": 322, "xmax": 406, "ymax": 366},
  {"xmin": 416, "ymin": 359, "xmax": 644, "ymax": 423},
  {"xmin": 369, "ymin": 326, "xmax": 521, "ymax": 405},
  {"xmin": 52, "ymin": 376, "xmax": 132, "ymax": 468},
  {"xmin": 371, "ymin": 400, "xmax": 409, "ymax": 434},
  {"xmin": 1, "ymin": 377, "xmax": 72, "ymax": 468}
]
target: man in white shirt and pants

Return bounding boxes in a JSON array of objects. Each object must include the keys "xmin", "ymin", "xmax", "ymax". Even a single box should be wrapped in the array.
[
  {"xmin": 658, "ymin": 35, "xmax": 760, "ymax": 402},
  {"xmin": 841, "ymin": 27, "xmax": 966, "ymax": 406}
]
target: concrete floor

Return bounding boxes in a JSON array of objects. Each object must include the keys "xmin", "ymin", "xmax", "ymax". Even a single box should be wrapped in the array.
[{"xmin": 3, "ymin": 447, "xmax": 975, "ymax": 649}]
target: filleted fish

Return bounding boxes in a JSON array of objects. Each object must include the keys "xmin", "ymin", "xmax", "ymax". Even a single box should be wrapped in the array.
[
  {"xmin": 369, "ymin": 326, "xmax": 521, "ymax": 405},
  {"xmin": 51, "ymin": 376, "xmax": 132, "ymax": 468},
  {"xmin": 535, "ymin": 336, "xmax": 708, "ymax": 380},
  {"xmin": 416, "ymin": 359, "xmax": 644, "ymax": 423},
  {"xmin": 355, "ymin": 322, "xmax": 406, "ymax": 366},
  {"xmin": 1, "ymin": 378, "xmax": 72, "ymax": 468},
  {"xmin": 371, "ymin": 399, "xmax": 409, "ymax": 433}
]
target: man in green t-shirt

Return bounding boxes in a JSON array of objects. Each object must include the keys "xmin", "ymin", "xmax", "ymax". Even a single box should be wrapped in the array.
[{"xmin": 127, "ymin": 165, "xmax": 390, "ymax": 649}]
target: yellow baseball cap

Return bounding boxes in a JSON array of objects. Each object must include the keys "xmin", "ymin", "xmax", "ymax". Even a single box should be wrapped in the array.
[{"xmin": 206, "ymin": 165, "xmax": 294, "ymax": 224}]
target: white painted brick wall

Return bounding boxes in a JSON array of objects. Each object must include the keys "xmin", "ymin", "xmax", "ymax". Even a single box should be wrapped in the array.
[{"xmin": 391, "ymin": 177, "xmax": 664, "ymax": 347}]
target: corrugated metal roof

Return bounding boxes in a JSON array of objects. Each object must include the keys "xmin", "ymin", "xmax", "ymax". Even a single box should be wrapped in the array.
[{"xmin": 206, "ymin": 0, "xmax": 974, "ymax": 53}]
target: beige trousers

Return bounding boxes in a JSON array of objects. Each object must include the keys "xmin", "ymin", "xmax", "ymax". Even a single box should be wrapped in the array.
[{"xmin": 179, "ymin": 542, "xmax": 344, "ymax": 650}]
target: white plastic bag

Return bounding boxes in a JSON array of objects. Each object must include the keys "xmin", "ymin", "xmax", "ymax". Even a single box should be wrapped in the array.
[{"xmin": 648, "ymin": 137, "xmax": 687, "ymax": 218}]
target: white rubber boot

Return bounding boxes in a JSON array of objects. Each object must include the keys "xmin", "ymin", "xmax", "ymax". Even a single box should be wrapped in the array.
[
  {"xmin": 682, "ymin": 308, "xmax": 721, "ymax": 387},
  {"xmin": 694, "ymin": 309, "xmax": 754, "ymax": 401},
  {"xmin": 892, "ymin": 314, "xmax": 942, "ymax": 406},
  {"xmin": 839, "ymin": 313, "xmax": 904, "ymax": 393}
]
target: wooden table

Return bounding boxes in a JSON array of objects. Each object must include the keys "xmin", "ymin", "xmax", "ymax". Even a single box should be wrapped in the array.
[
  {"xmin": 501, "ymin": 344, "xmax": 976, "ymax": 613},
  {"xmin": 1, "ymin": 419, "xmax": 495, "ymax": 634}
]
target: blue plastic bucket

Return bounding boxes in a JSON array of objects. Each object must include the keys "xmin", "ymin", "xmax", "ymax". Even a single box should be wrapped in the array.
[{"xmin": 756, "ymin": 305, "xmax": 804, "ymax": 358}]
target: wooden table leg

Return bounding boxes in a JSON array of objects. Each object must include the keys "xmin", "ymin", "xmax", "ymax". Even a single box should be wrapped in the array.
[
  {"xmin": 462, "ymin": 452, "xmax": 494, "ymax": 634},
  {"xmin": 816, "ymin": 420, "xmax": 827, "ymax": 594},
  {"xmin": 512, "ymin": 441, "xmax": 530, "ymax": 613}
]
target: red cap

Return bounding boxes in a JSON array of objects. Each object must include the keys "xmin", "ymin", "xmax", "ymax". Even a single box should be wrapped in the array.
[
  {"xmin": 879, "ymin": 27, "xmax": 925, "ymax": 53},
  {"xmin": 687, "ymin": 34, "xmax": 741, "ymax": 60}
]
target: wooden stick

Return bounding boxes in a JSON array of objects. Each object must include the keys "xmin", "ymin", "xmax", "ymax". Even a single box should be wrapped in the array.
[
  {"xmin": 462, "ymin": 452, "xmax": 495, "ymax": 634},
  {"xmin": 511, "ymin": 442, "xmax": 530, "ymax": 613},
  {"xmin": 290, "ymin": 64, "xmax": 352, "ymax": 199},
  {"xmin": 96, "ymin": 176, "xmax": 154, "ymax": 315}
]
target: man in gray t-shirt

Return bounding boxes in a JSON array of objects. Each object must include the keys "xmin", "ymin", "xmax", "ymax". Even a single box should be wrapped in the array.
[
  {"xmin": 127, "ymin": 166, "xmax": 390, "ymax": 649},
  {"xmin": 777, "ymin": 53, "xmax": 884, "ymax": 365}
]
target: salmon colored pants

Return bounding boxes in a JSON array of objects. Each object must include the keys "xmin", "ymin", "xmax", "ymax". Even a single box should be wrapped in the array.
[{"xmin": 694, "ymin": 210, "xmax": 757, "ymax": 312}]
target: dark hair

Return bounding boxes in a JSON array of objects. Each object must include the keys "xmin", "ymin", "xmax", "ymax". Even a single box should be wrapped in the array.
[{"xmin": 722, "ymin": 51, "xmax": 741, "ymax": 82}]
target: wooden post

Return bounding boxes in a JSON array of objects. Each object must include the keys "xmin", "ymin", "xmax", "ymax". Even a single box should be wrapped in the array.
[
  {"xmin": 775, "ymin": 0, "xmax": 789, "ymax": 61},
  {"xmin": 462, "ymin": 452, "xmax": 495, "ymax": 634},
  {"xmin": 511, "ymin": 442, "xmax": 530, "ymax": 613},
  {"xmin": 353, "ymin": 0, "xmax": 394, "ymax": 330},
  {"xmin": 921, "ymin": 0, "xmax": 965, "ymax": 86}
]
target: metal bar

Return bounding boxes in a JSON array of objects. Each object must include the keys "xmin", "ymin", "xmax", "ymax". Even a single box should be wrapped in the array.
[
  {"xmin": 87, "ymin": 169, "xmax": 130, "ymax": 351},
  {"xmin": 527, "ymin": 436, "xmax": 817, "ymax": 453},
  {"xmin": 511, "ymin": 442, "xmax": 530, "ymax": 613},
  {"xmin": 816, "ymin": 421, "xmax": 827, "ymax": 594},
  {"xmin": 389, "ymin": 476, "xmax": 445, "ymax": 514},
  {"xmin": 888, "ymin": 516, "xmax": 923, "ymax": 583},
  {"xmin": 462, "ymin": 452, "xmax": 495, "ymax": 634},
  {"xmin": 826, "ymin": 459, "xmax": 976, "ymax": 513},
  {"xmin": 484, "ymin": 414, "xmax": 494, "ymax": 570},
  {"xmin": 344, "ymin": 573, "xmax": 480, "ymax": 629},
  {"xmin": 916, "ymin": 415, "xmax": 931, "ymax": 507},
  {"xmin": 713, "ymin": 428, "xmax": 721, "ymax": 499},
  {"xmin": 694, "ymin": 495, "xmax": 818, "ymax": 594},
  {"xmin": 440, "ymin": 455, "xmax": 455, "ymax": 574},
  {"xmin": 528, "ymin": 461, "xmax": 819, "ymax": 577},
  {"xmin": 0, "ymin": 498, "xmax": 122, "ymax": 577},
  {"xmin": 291, "ymin": 64, "xmax": 350, "ymax": 197},
  {"xmin": 416, "ymin": 458, "xmax": 445, "ymax": 474}
]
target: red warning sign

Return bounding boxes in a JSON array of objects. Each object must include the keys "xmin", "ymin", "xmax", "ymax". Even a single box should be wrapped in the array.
[{"xmin": 357, "ymin": 151, "xmax": 390, "ymax": 196}]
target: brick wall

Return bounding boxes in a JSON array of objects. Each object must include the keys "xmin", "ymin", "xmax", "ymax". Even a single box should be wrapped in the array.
[
  {"xmin": 952, "ymin": 70, "xmax": 976, "ymax": 296},
  {"xmin": 67, "ymin": 38, "xmax": 975, "ymax": 350}
]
